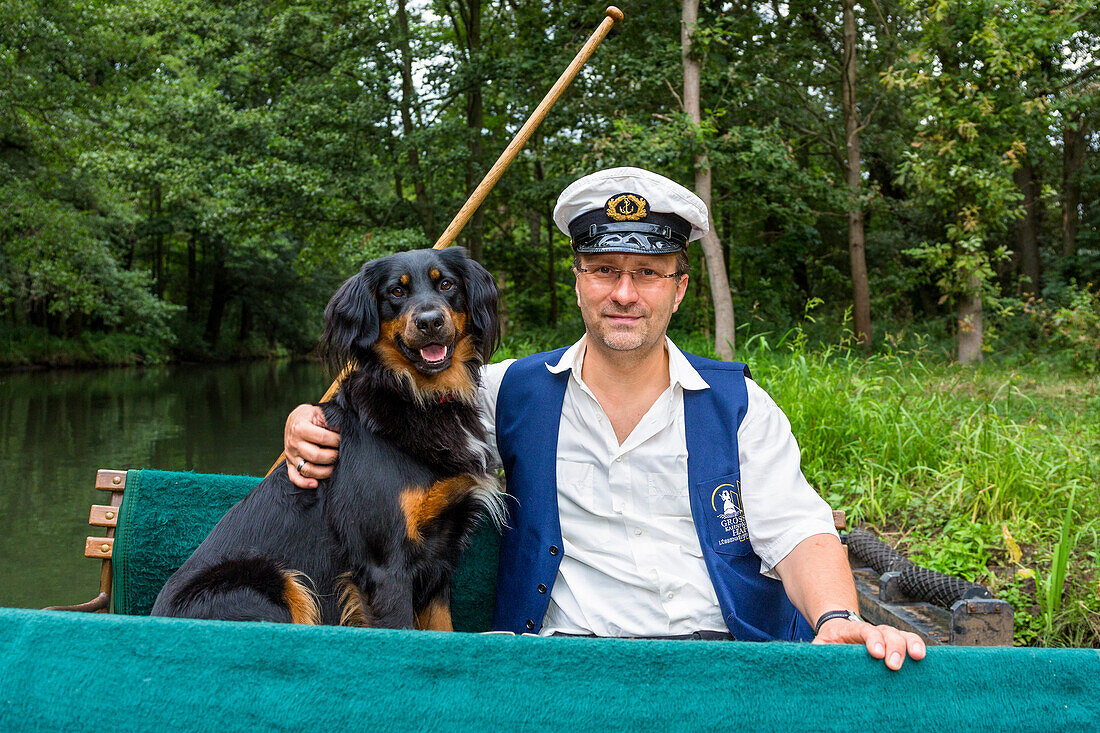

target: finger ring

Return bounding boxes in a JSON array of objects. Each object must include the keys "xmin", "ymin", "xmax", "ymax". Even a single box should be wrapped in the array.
[{"xmin": 296, "ymin": 459, "xmax": 307, "ymax": 474}]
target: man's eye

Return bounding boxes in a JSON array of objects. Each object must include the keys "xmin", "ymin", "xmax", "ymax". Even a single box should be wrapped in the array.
[
  {"xmin": 595, "ymin": 266, "xmax": 615, "ymax": 275},
  {"xmin": 640, "ymin": 269, "xmax": 658, "ymax": 277},
  {"xmin": 439, "ymin": 279, "xmax": 453, "ymax": 291},
  {"xmin": 390, "ymin": 286, "xmax": 405, "ymax": 298}
]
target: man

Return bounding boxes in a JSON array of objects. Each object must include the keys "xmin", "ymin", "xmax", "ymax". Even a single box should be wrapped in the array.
[{"xmin": 285, "ymin": 167, "xmax": 925, "ymax": 669}]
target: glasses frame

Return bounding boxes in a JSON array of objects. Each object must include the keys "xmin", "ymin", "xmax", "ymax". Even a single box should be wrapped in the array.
[{"xmin": 576, "ymin": 266, "xmax": 683, "ymax": 286}]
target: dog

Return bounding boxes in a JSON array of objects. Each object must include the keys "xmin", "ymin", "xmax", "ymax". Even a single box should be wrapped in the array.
[{"xmin": 152, "ymin": 247, "xmax": 502, "ymax": 630}]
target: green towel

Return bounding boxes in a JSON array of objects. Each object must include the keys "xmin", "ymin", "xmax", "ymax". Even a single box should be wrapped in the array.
[
  {"xmin": 2, "ymin": 608, "xmax": 1098, "ymax": 731},
  {"xmin": 113, "ymin": 469, "xmax": 499, "ymax": 629}
]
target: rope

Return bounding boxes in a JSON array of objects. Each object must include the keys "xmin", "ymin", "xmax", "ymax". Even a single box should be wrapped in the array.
[{"xmin": 846, "ymin": 528, "xmax": 992, "ymax": 608}]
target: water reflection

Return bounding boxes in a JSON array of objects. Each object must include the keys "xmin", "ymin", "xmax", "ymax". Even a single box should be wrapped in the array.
[{"xmin": 0, "ymin": 360, "xmax": 330, "ymax": 608}]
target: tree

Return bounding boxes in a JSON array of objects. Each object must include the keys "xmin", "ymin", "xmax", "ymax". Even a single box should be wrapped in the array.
[
  {"xmin": 682, "ymin": 0, "xmax": 735, "ymax": 359},
  {"xmin": 842, "ymin": 0, "xmax": 873, "ymax": 349}
]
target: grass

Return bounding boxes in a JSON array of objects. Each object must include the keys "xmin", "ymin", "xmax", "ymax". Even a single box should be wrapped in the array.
[{"xmin": 499, "ymin": 319, "xmax": 1100, "ymax": 648}]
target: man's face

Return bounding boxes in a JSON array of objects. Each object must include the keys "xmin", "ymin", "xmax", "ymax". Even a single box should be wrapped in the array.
[{"xmin": 573, "ymin": 252, "xmax": 689, "ymax": 355}]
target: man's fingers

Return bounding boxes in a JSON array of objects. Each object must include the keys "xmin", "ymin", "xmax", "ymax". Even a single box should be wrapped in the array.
[
  {"xmin": 297, "ymin": 421, "xmax": 342, "ymax": 451},
  {"xmin": 907, "ymin": 632, "xmax": 927, "ymax": 661},
  {"xmin": 862, "ymin": 625, "xmax": 887, "ymax": 660},
  {"xmin": 882, "ymin": 629, "xmax": 908, "ymax": 670},
  {"xmin": 286, "ymin": 460, "xmax": 318, "ymax": 490}
]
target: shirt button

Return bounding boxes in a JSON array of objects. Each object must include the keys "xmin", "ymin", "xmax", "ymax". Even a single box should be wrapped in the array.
[
  {"xmin": 666, "ymin": 592, "xmax": 675, "ymax": 600},
  {"xmin": 537, "ymin": 584, "xmax": 547, "ymax": 594},
  {"xmin": 633, "ymin": 528, "xmax": 642, "ymax": 536},
  {"xmin": 548, "ymin": 545, "xmax": 559, "ymax": 556},
  {"xmin": 615, "ymin": 456, "xmax": 623, "ymax": 462},
  {"xmin": 525, "ymin": 619, "xmax": 535, "ymax": 631}
]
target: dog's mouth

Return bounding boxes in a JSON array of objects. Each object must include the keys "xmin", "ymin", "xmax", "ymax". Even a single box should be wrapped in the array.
[{"xmin": 397, "ymin": 337, "xmax": 455, "ymax": 375}]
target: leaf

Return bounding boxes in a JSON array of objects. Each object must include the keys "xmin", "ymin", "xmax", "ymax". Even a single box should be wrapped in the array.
[{"xmin": 1002, "ymin": 523, "xmax": 1022, "ymax": 564}]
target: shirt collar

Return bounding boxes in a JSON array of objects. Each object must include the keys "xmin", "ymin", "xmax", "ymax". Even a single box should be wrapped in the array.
[{"xmin": 546, "ymin": 335, "xmax": 710, "ymax": 391}]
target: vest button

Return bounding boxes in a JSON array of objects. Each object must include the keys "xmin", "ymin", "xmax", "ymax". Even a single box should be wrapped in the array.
[
  {"xmin": 525, "ymin": 619, "xmax": 535, "ymax": 631},
  {"xmin": 537, "ymin": 584, "xmax": 547, "ymax": 594},
  {"xmin": 549, "ymin": 545, "xmax": 559, "ymax": 556}
]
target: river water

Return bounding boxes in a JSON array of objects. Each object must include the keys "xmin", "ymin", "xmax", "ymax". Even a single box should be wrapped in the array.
[{"xmin": 0, "ymin": 360, "xmax": 330, "ymax": 609}]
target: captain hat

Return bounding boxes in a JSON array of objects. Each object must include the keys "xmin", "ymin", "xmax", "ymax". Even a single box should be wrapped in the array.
[{"xmin": 553, "ymin": 167, "xmax": 709, "ymax": 255}]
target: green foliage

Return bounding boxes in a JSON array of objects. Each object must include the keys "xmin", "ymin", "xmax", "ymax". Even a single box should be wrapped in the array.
[
  {"xmin": 729, "ymin": 309, "xmax": 1099, "ymax": 646},
  {"xmin": 908, "ymin": 519, "xmax": 996, "ymax": 582},
  {"xmin": 1042, "ymin": 487, "xmax": 1077, "ymax": 633},
  {"xmin": 1022, "ymin": 283, "xmax": 1100, "ymax": 375}
]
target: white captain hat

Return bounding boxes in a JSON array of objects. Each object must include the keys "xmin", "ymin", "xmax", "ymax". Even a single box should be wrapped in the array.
[{"xmin": 553, "ymin": 167, "xmax": 709, "ymax": 254}]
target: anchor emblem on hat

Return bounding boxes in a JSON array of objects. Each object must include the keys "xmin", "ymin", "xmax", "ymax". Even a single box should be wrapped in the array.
[{"xmin": 605, "ymin": 193, "xmax": 648, "ymax": 221}]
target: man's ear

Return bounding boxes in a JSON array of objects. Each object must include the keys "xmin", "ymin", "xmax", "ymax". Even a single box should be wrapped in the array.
[
  {"xmin": 672, "ymin": 273, "xmax": 689, "ymax": 313},
  {"xmin": 321, "ymin": 259, "xmax": 383, "ymax": 376}
]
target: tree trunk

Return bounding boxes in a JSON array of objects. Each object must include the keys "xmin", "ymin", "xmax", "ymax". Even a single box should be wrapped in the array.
[
  {"xmin": 1061, "ymin": 114, "xmax": 1087, "ymax": 257},
  {"xmin": 151, "ymin": 183, "xmax": 164, "ymax": 298},
  {"xmin": 204, "ymin": 240, "xmax": 229, "ymax": 347},
  {"xmin": 534, "ymin": 156, "xmax": 557, "ymax": 326},
  {"xmin": 842, "ymin": 0, "xmax": 872, "ymax": 350},
  {"xmin": 186, "ymin": 235, "xmax": 198, "ymax": 319},
  {"xmin": 956, "ymin": 272, "xmax": 983, "ymax": 364},
  {"xmin": 682, "ymin": 0, "xmax": 735, "ymax": 360},
  {"xmin": 1012, "ymin": 160, "xmax": 1042, "ymax": 295},
  {"xmin": 396, "ymin": 0, "xmax": 435, "ymax": 242}
]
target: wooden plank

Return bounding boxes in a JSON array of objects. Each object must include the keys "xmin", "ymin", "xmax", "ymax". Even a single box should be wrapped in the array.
[
  {"xmin": 832, "ymin": 510, "xmax": 846, "ymax": 530},
  {"xmin": 84, "ymin": 537, "xmax": 114, "ymax": 559},
  {"xmin": 88, "ymin": 504, "xmax": 119, "ymax": 527},
  {"xmin": 95, "ymin": 469, "xmax": 126, "ymax": 491}
]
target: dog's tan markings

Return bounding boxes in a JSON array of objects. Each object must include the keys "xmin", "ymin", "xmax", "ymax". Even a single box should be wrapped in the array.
[
  {"xmin": 375, "ymin": 315, "xmax": 417, "ymax": 375},
  {"xmin": 400, "ymin": 476, "xmax": 479, "ymax": 543},
  {"xmin": 430, "ymin": 268, "xmax": 441, "ymax": 280},
  {"xmin": 373, "ymin": 310, "xmax": 479, "ymax": 405},
  {"xmin": 399, "ymin": 273, "xmax": 410, "ymax": 286},
  {"xmin": 281, "ymin": 571, "xmax": 321, "ymax": 625},
  {"xmin": 416, "ymin": 599, "xmax": 453, "ymax": 631},
  {"xmin": 337, "ymin": 572, "xmax": 369, "ymax": 627}
]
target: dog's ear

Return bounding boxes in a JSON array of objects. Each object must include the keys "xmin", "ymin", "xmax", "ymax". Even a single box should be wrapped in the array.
[
  {"xmin": 321, "ymin": 259, "xmax": 383, "ymax": 377},
  {"xmin": 442, "ymin": 247, "xmax": 500, "ymax": 363}
]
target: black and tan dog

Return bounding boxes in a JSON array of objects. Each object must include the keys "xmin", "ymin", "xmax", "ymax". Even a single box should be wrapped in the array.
[{"xmin": 152, "ymin": 247, "xmax": 502, "ymax": 630}]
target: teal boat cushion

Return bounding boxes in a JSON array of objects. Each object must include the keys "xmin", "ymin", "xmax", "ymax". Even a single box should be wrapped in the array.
[
  {"xmin": 3, "ymin": 608, "xmax": 1099, "ymax": 731},
  {"xmin": 111, "ymin": 469, "xmax": 499, "ymax": 629}
]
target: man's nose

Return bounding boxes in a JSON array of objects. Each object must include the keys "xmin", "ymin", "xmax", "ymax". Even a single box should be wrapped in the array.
[{"xmin": 609, "ymin": 271, "xmax": 640, "ymax": 303}]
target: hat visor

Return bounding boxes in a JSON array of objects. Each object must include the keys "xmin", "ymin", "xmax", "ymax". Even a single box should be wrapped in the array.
[{"xmin": 573, "ymin": 231, "xmax": 683, "ymax": 255}]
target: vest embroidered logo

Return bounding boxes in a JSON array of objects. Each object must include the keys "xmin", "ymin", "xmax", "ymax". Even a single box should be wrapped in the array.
[
  {"xmin": 605, "ymin": 193, "xmax": 648, "ymax": 221},
  {"xmin": 710, "ymin": 483, "xmax": 749, "ymax": 546}
]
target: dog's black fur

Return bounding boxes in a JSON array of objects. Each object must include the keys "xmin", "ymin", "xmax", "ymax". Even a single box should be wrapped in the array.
[{"xmin": 152, "ymin": 247, "xmax": 501, "ymax": 629}]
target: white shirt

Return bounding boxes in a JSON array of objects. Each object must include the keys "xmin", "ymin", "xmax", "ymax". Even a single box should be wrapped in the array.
[{"xmin": 478, "ymin": 336, "xmax": 837, "ymax": 637}]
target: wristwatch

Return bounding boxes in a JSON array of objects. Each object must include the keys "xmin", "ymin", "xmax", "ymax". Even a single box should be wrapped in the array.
[{"xmin": 814, "ymin": 609, "xmax": 862, "ymax": 634}]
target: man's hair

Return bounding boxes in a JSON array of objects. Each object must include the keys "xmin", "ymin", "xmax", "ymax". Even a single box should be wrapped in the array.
[{"xmin": 572, "ymin": 250, "xmax": 691, "ymax": 276}]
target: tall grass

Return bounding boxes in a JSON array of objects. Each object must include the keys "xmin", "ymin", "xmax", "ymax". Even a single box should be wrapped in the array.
[{"xmin": 733, "ymin": 327, "xmax": 1099, "ymax": 647}]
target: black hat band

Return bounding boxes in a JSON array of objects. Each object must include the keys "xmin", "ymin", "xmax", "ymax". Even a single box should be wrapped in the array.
[
  {"xmin": 573, "ymin": 222, "xmax": 689, "ymax": 251},
  {"xmin": 569, "ymin": 209, "xmax": 692, "ymax": 254}
]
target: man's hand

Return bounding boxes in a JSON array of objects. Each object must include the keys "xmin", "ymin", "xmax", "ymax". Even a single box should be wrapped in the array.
[
  {"xmin": 813, "ymin": 617, "xmax": 926, "ymax": 670},
  {"xmin": 284, "ymin": 404, "xmax": 341, "ymax": 489}
]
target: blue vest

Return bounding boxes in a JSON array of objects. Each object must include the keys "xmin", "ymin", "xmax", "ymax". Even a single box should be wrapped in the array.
[{"xmin": 491, "ymin": 347, "xmax": 813, "ymax": 641}]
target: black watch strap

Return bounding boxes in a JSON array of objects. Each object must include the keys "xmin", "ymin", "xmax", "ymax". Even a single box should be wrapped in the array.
[{"xmin": 814, "ymin": 609, "xmax": 862, "ymax": 634}]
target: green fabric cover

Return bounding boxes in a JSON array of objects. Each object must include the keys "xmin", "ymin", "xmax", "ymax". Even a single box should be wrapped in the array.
[
  {"xmin": 112, "ymin": 469, "xmax": 499, "ymax": 629},
  {"xmin": 3, "ymin": 608, "xmax": 1098, "ymax": 731}
]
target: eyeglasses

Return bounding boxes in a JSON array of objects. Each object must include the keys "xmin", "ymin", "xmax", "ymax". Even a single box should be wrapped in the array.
[{"xmin": 576, "ymin": 265, "xmax": 682, "ymax": 286}]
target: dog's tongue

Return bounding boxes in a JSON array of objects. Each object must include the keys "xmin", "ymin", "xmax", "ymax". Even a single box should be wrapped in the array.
[{"xmin": 420, "ymin": 344, "xmax": 447, "ymax": 363}]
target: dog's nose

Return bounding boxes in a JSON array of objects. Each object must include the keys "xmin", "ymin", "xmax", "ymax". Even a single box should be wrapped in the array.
[{"xmin": 415, "ymin": 310, "xmax": 446, "ymax": 337}]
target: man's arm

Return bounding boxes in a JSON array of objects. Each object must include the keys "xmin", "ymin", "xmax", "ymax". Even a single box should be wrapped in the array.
[
  {"xmin": 284, "ymin": 404, "xmax": 341, "ymax": 489},
  {"xmin": 774, "ymin": 533, "xmax": 926, "ymax": 670}
]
